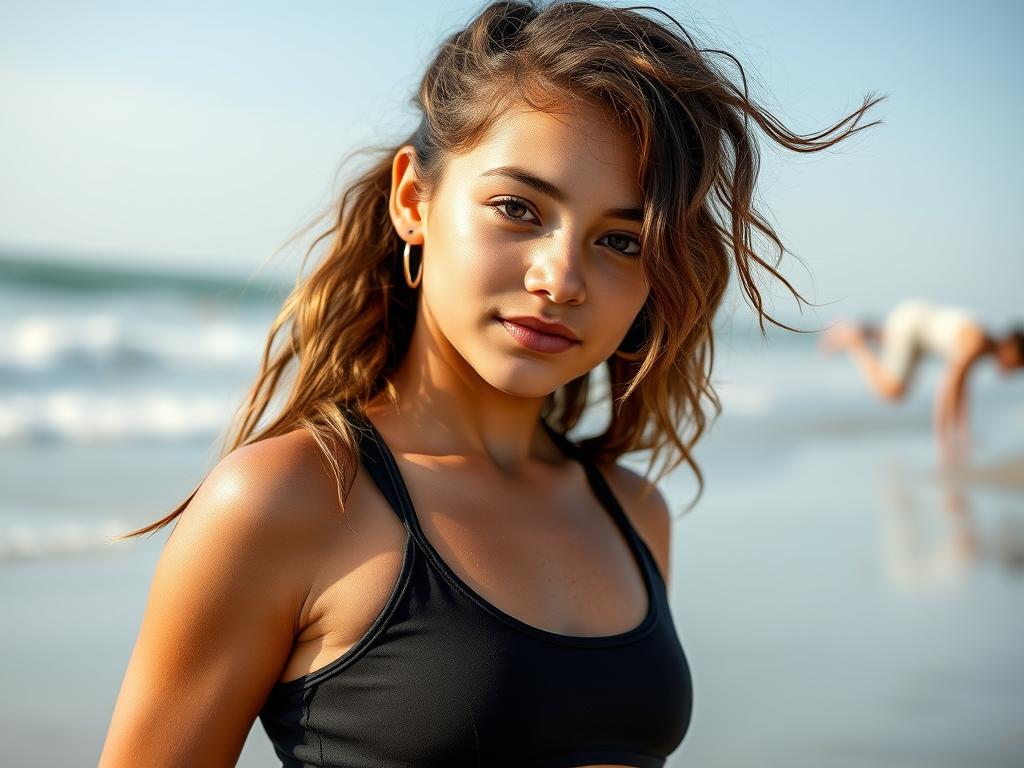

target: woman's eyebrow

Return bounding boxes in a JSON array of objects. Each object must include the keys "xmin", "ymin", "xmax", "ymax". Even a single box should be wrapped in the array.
[{"xmin": 479, "ymin": 165, "xmax": 644, "ymax": 222}]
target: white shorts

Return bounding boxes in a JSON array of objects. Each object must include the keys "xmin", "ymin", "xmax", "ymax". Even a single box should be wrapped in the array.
[{"xmin": 880, "ymin": 298, "xmax": 975, "ymax": 386}]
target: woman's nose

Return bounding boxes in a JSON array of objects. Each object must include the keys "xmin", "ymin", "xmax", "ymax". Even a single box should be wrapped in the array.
[{"xmin": 523, "ymin": 242, "xmax": 586, "ymax": 305}]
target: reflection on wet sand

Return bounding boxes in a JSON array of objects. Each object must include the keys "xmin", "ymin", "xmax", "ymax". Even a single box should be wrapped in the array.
[{"xmin": 879, "ymin": 454, "xmax": 1024, "ymax": 591}]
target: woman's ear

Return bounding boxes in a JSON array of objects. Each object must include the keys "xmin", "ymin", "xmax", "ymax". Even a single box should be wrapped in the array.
[{"xmin": 389, "ymin": 145, "xmax": 426, "ymax": 243}]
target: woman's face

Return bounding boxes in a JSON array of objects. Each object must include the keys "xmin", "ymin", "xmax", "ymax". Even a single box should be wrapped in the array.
[{"xmin": 395, "ymin": 101, "xmax": 650, "ymax": 399}]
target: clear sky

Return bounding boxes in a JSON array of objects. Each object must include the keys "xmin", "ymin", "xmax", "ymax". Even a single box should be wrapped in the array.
[{"xmin": 2, "ymin": 0, "xmax": 1021, "ymax": 325}]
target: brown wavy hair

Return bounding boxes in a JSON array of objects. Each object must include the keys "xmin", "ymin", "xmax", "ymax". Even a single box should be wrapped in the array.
[{"xmin": 114, "ymin": 0, "xmax": 884, "ymax": 540}]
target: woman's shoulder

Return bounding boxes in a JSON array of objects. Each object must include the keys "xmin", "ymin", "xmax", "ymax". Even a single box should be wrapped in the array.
[
  {"xmin": 207, "ymin": 426, "xmax": 355, "ymax": 527},
  {"xmin": 178, "ymin": 427, "xmax": 356, "ymax": 568}
]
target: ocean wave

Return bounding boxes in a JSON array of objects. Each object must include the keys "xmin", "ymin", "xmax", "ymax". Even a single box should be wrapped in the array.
[
  {"xmin": 0, "ymin": 248, "xmax": 288, "ymax": 301},
  {"xmin": 0, "ymin": 519, "xmax": 140, "ymax": 562},
  {"xmin": 1, "ymin": 312, "xmax": 266, "ymax": 374},
  {"xmin": 0, "ymin": 390, "xmax": 232, "ymax": 442}
]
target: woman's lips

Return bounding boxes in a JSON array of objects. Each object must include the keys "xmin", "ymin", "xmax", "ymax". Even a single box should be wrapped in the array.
[{"xmin": 498, "ymin": 318, "xmax": 580, "ymax": 353}]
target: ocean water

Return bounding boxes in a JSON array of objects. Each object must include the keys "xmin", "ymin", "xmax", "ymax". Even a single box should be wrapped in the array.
[{"xmin": 1, "ymin": 250, "xmax": 1022, "ymax": 766}]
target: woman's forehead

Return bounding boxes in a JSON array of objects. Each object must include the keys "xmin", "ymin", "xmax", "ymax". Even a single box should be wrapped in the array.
[{"xmin": 447, "ymin": 103, "xmax": 642, "ymax": 200}]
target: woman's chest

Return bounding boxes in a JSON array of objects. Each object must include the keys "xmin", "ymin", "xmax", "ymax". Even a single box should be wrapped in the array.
[
  {"xmin": 287, "ymin": 461, "xmax": 655, "ymax": 682},
  {"xmin": 261, "ymin": 444, "xmax": 692, "ymax": 766},
  {"xmin": 267, "ymin": 549, "xmax": 691, "ymax": 767}
]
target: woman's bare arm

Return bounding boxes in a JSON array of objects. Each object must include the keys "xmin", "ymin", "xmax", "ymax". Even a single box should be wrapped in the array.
[
  {"xmin": 99, "ymin": 437, "xmax": 326, "ymax": 767},
  {"xmin": 934, "ymin": 327, "xmax": 988, "ymax": 465},
  {"xmin": 820, "ymin": 321, "xmax": 906, "ymax": 401}
]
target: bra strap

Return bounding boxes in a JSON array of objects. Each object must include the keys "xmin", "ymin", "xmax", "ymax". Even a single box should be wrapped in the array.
[
  {"xmin": 539, "ymin": 418, "xmax": 633, "ymax": 530},
  {"xmin": 342, "ymin": 405, "xmax": 416, "ymax": 531},
  {"xmin": 539, "ymin": 417, "xmax": 659, "ymax": 574}
]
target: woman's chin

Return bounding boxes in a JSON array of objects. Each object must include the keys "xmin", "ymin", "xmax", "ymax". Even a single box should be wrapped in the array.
[{"xmin": 474, "ymin": 360, "xmax": 581, "ymax": 399}]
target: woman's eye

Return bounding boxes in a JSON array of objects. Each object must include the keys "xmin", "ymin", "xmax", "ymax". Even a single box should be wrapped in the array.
[
  {"xmin": 489, "ymin": 197, "xmax": 538, "ymax": 224},
  {"xmin": 487, "ymin": 197, "xmax": 642, "ymax": 257},
  {"xmin": 600, "ymin": 233, "xmax": 642, "ymax": 257}
]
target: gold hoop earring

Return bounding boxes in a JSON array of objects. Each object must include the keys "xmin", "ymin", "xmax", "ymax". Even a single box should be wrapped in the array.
[{"xmin": 403, "ymin": 241, "xmax": 422, "ymax": 289}]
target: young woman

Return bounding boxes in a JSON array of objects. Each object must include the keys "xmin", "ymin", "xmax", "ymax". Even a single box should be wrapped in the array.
[
  {"xmin": 99, "ymin": 2, "xmax": 881, "ymax": 765},
  {"xmin": 820, "ymin": 298, "xmax": 1024, "ymax": 466}
]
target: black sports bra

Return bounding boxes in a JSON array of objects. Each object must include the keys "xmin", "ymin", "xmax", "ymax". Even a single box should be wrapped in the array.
[{"xmin": 258, "ymin": 409, "xmax": 693, "ymax": 767}]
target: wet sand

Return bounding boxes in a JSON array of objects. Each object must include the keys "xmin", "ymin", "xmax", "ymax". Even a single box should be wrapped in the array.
[
  {"xmin": 2, "ymin": 410, "xmax": 1022, "ymax": 767},
  {"xmin": 667, "ymin": 418, "xmax": 1024, "ymax": 768}
]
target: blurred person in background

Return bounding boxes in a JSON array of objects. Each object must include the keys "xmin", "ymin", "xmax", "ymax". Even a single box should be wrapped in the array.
[{"xmin": 820, "ymin": 297, "xmax": 1024, "ymax": 465}]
